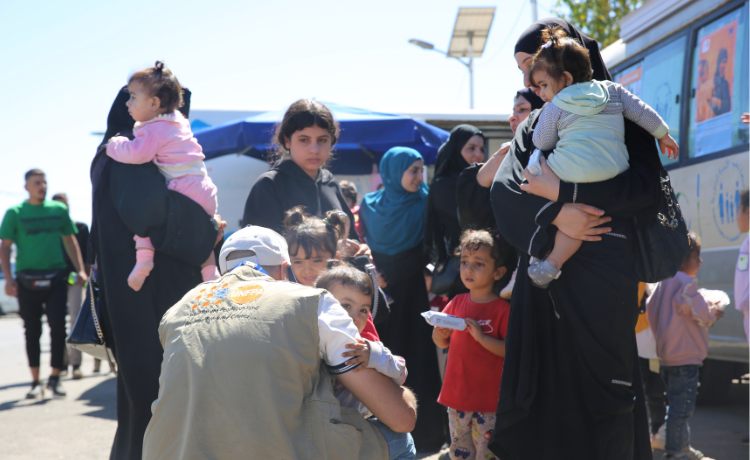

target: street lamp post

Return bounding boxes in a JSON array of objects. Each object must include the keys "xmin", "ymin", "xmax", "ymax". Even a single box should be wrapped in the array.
[
  {"xmin": 408, "ymin": 38, "xmax": 475, "ymax": 109},
  {"xmin": 409, "ymin": 7, "xmax": 494, "ymax": 110}
]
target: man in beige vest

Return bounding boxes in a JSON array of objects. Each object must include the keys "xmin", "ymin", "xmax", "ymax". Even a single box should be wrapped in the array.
[{"xmin": 143, "ymin": 226, "xmax": 417, "ymax": 460}]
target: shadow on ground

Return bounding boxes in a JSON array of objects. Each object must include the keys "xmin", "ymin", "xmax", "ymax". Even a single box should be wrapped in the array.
[{"xmin": 79, "ymin": 377, "xmax": 117, "ymax": 420}]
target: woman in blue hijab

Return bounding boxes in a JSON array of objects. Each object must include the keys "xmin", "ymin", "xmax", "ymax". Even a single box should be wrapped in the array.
[{"xmin": 360, "ymin": 147, "xmax": 445, "ymax": 452}]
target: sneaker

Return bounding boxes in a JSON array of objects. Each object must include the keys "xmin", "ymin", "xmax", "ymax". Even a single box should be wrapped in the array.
[
  {"xmin": 72, "ymin": 366, "xmax": 84, "ymax": 380},
  {"xmin": 26, "ymin": 381, "xmax": 44, "ymax": 399},
  {"xmin": 47, "ymin": 376, "xmax": 67, "ymax": 397},
  {"xmin": 59, "ymin": 368, "xmax": 68, "ymax": 378},
  {"xmin": 527, "ymin": 259, "xmax": 561, "ymax": 288},
  {"xmin": 500, "ymin": 268, "xmax": 517, "ymax": 299},
  {"xmin": 651, "ymin": 424, "xmax": 666, "ymax": 451},
  {"xmin": 664, "ymin": 446, "xmax": 714, "ymax": 460}
]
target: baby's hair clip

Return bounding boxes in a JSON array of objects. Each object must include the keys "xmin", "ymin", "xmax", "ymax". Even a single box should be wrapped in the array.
[
  {"xmin": 323, "ymin": 218, "xmax": 330, "ymax": 225},
  {"xmin": 541, "ymin": 41, "xmax": 553, "ymax": 49}
]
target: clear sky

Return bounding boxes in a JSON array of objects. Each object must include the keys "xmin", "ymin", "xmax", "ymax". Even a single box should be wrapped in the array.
[{"xmin": 1, "ymin": 0, "xmax": 559, "ymax": 225}]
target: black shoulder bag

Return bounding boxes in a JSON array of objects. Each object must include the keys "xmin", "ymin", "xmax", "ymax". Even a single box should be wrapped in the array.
[
  {"xmin": 67, "ymin": 270, "xmax": 117, "ymax": 374},
  {"xmin": 632, "ymin": 173, "xmax": 691, "ymax": 283}
]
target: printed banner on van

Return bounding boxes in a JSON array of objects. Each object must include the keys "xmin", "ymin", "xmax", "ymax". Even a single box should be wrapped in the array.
[
  {"xmin": 617, "ymin": 65, "xmax": 642, "ymax": 98},
  {"xmin": 694, "ymin": 19, "xmax": 738, "ymax": 157}
]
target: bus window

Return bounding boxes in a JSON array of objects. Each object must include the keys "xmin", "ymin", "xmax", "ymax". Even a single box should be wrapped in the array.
[
  {"xmin": 614, "ymin": 37, "xmax": 686, "ymax": 166},
  {"xmin": 689, "ymin": 5, "xmax": 750, "ymax": 158}
]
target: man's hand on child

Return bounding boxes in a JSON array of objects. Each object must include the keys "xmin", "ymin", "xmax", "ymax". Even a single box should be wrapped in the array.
[
  {"xmin": 658, "ymin": 134, "xmax": 679, "ymax": 159},
  {"xmin": 465, "ymin": 319, "xmax": 486, "ymax": 343},
  {"xmin": 342, "ymin": 338, "xmax": 371, "ymax": 372},
  {"xmin": 434, "ymin": 326, "xmax": 453, "ymax": 340}
]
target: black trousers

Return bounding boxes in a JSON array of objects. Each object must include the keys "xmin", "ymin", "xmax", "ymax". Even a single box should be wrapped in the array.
[
  {"xmin": 17, "ymin": 277, "xmax": 68, "ymax": 370},
  {"xmin": 638, "ymin": 357, "xmax": 667, "ymax": 434}
]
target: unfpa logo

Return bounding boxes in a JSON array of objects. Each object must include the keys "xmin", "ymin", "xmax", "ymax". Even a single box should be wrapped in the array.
[{"xmin": 230, "ymin": 285, "xmax": 264, "ymax": 304}]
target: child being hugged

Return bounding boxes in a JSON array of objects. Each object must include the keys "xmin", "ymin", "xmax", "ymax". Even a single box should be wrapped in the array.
[
  {"xmin": 107, "ymin": 61, "xmax": 219, "ymax": 291},
  {"xmin": 646, "ymin": 232, "xmax": 724, "ymax": 459},
  {"xmin": 523, "ymin": 27, "xmax": 679, "ymax": 288},
  {"xmin": 432, "ymin": 230, "xmax": 513, "ymax": 460},
  {"xmin": 315, "ymin": 264, "xmax": 415, "ymax": 460}
]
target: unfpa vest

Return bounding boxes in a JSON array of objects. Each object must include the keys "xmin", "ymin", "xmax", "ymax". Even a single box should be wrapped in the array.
[{"xmin": 142, "ymin": 265, "xmax": 388, "ymax": 460}]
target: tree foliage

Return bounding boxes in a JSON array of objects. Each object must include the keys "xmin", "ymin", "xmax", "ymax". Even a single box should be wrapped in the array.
[{"xmin": 554, "ymin": 0, "xmax": 642, "ymax": 48}]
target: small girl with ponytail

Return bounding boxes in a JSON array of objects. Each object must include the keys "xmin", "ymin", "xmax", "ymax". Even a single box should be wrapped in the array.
[
  {"xmin": 283, "ymin": 206, "xmax": 382, "ymax": 341},
  {"xmin": 523, "ymin": 27, "xmax": 679, "ymax": 288},
  {"xmin": 107, "ymin": 61, "xmax": 219, "ymax": 291}
]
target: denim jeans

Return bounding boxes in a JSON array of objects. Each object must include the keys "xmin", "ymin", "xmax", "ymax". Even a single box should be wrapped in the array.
[
  {"xmin": 660, "ymin": 364, "xmax": 700, "ymax": 454},
  {"xmin": 370, "ymin": 418, "xmax": 416, "ymax": 460}
]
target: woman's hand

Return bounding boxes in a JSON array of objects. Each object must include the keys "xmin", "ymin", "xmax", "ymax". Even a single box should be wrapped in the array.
[
  {"xmin": 213, "ymin": 214, "xmax": 227, "ymax": 247},
  {"xmin": 552, "ymin": 203, "xmax": 612, "ymax": 241},
  {"xmin": 464, "ymin": 318, "xmax": 485, "ymax": 343},
  {"xmin": 520, "ymin": 156, "xmax": 560, "ymax": 202},
  {"xmin": 342, "ymin": 338, "xmax": 371, "ymax": 371}
]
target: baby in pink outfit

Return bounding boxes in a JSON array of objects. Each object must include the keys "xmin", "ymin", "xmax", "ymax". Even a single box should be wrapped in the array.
[{"xmin": 107, "ymin": 61, "xmax": 219, "ymax": 291}]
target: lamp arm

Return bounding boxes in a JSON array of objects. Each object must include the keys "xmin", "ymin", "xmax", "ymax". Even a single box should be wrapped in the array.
[{"xmin": 424, "ymin": 47, "xmax": 471, "ymax": 70}]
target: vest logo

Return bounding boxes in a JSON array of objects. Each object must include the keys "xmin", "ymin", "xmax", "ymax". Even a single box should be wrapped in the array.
[{"xmin": 230, "ymin": 285, "xmax": 264, "ymax": 304}]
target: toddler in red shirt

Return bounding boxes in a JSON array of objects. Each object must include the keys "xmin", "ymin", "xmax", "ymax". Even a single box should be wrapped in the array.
[{"xmin": 432, "ymin": 230, "xmax": 512, "ymax": 460}]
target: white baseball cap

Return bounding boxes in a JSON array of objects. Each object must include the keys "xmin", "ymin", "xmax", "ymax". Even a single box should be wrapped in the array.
[{"xmin": 219, "ymin": 226, "xmax": 290, "ymax": 274}]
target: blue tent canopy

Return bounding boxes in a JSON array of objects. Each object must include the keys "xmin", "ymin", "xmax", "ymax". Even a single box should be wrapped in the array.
[{"xmin": 193, "ymin": 102, "xmax": 449, "ymax": 175}]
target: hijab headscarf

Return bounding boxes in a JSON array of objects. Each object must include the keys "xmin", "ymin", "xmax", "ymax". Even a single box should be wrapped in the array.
[
  {"xmin": 514, "ymin": 18, "xmax": 612, "ymax": 82},
  {"xmin": 516, "ymin": 87, "xmax": 545, "ymax": 111},
  {"xmin": 432, "ymin": 124, "xmax": 485, "ymax": 184},
  {"xmin": 360, "ymin": 147, "xmax": 428, "ymax": 256}
]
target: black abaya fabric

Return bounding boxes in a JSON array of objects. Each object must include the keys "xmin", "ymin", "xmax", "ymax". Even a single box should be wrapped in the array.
[
  {"xmin": 425, "ymin": 125, "xmax": 484, "ymax": 265},
  {"xmin": 369, "ymin": 243, "xmax": 445, "ymax": 452},
  {"xmin": 514, "ymin": 17, "xmax": 612, "ymax": 82},
  {"xmin": 456, "ymin": 163, "xmax": 497, "ymax": 232},
  {"xmin": 489, "ymin": 108, "xmax": 655, "ymax": 459},
  {"xmin": 242, "ymin": 159, "xmax": 358, "ymax": 240},
  {"xmin": 91, "ymin": 88, "xmax": 217, "ymax": 460}
]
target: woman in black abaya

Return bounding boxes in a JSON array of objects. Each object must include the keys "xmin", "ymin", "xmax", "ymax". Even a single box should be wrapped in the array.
[
  {"xmin": 488, "ymin": 19, "xmax": 658, "ymax": 460},
  {"xmin": 91, "ymin": 87, "xmax": 220, "ymax": 460},
  {"xmin": 425, "ymin": 124, "xmax": 485, "ymax": 297}
]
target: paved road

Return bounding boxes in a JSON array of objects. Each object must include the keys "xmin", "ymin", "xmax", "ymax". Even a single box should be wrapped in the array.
[{"xmin": 0, "ymin": 315, "xmax": 746, "ymax": 459}]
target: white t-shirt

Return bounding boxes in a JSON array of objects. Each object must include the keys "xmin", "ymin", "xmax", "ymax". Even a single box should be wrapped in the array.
[{"xmin": 318, "ymin": 292, "xmax": 362, "ymax": 374}]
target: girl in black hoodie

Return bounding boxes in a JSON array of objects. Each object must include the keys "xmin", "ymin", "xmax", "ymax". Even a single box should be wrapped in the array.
[{"xmin": 242, "ymin": 99, "xmax": 359, "ymax": 241}]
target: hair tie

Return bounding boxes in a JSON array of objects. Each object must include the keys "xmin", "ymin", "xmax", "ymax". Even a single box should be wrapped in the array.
[
  {"xmin": 154, "ymin": 61, "xmax": 164, "ymax": 71},
  {"xmin": 541, "ymin": 41, "xmax": 553, "ymax": 50}
]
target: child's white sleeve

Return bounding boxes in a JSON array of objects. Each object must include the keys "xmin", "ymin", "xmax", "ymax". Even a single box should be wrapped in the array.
[
  {"xmin": 367, "ymin": 340, "xmax": 407, "ymax": 385},
  {"xmin": 613, "ymin": 83, "xmax": 669, "ymax": 139},
  {"xmin": 531, "ymin": 104, "xmax": 562, "ymax": 152}
]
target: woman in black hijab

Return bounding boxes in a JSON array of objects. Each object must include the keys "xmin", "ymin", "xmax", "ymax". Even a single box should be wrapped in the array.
[
  {"xmin": 90, "ymin": 87, "xmax": 221, "ymax": 460},
  {"xmin": 457, "ymin": 88, "xmax": 544, "ymax": 232},
  {"xmin": 424, "ymin": 124, "xmax": 485, "ymax": 296},
  {"xmin": 488, "ymin": 19, "xmax": 659, "ymax": 460}
]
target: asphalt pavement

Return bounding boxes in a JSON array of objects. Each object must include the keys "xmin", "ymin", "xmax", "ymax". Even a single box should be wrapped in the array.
[{"xmin": 0, "ymin": 314, "xmax": 746, "ymax": 460}]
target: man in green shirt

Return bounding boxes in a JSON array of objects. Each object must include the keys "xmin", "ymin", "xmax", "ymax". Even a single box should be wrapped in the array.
[{"xmin": 0, "ymin": 169, "xmax": 87, "ymax": 398}]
